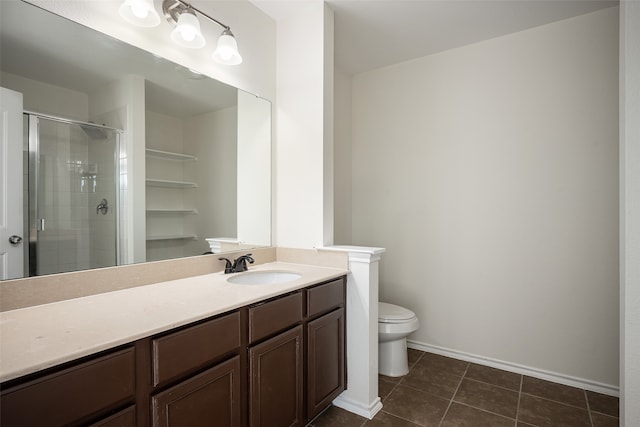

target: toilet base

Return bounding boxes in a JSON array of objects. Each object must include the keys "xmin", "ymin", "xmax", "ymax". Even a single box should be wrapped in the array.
[{"xmin": 379, "ymin": 338, "xmax": 409, "ymax": 377}]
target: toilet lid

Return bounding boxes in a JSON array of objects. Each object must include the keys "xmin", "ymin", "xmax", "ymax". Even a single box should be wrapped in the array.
[{"xmin": 379, "ymin": 302, "xmax": 416, "ymax": 323}]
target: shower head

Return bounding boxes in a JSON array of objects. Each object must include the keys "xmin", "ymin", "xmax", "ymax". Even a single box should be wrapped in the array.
[{"xmin": 80, "ymin": 123, "xmax": 108, "ymax": 140}]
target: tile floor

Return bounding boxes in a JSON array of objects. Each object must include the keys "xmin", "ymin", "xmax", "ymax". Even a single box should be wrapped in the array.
[{"xmin": 308, "ymin": 349, "xmax": 619, "ymax": 427}]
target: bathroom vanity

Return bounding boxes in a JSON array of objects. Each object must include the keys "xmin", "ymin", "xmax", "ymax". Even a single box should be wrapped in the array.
[{"xmin": 0, "ymin": 264, "xmax": 347, "ymax": 426}]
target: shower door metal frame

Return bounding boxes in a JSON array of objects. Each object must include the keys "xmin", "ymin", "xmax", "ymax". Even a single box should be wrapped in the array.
[{"xmin": 26, "ymin": 112, "xmax": 123, "ymax": 277}]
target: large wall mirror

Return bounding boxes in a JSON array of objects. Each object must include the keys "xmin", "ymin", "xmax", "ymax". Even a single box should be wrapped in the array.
[{"xmin": 0, "ymin": 0, "xmax": 271, "ymax": 280}]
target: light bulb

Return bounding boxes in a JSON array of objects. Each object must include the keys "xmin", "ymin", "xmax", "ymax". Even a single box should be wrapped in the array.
[
  {"xmin": 218, "ymin": 48, "xmax": 232, "ymax": 61},
  {"xmin": 131, "ymin": 3, "xmax": 149, "ymax": 18},
  {"xmin": 180, "ymin": 28, "xmax": 196, "ymax": 42}
]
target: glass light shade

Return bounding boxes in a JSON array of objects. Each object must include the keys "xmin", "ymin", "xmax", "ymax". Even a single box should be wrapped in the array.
[
  {"xmin": 118, "ymin": 0, "xmax": 160, "ymax": 27},
  {"xmin": 170, "ymin": 11, "xmax": 206, "ymax": 49},
  {"xmin": 212, "ymin": 30, "xmax": 242, "ymax": 65}
]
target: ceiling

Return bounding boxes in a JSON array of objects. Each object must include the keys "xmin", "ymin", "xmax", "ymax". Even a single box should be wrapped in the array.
[{"xmin": 259, "ymin": 0, "xmax": 618, "ymax": 75}]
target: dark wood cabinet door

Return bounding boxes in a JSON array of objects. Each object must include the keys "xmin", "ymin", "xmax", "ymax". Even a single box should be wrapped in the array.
[
  {"xmin": 249, "ymin": 325, "xmax": 303, "ymax": 427},
  {"xmin": 306, "ymin": 308, "xmax": 345, "ymax": 420},
  {"xmin": 151, "ymin": 356, "xmax": 241, "ymax": 427}
]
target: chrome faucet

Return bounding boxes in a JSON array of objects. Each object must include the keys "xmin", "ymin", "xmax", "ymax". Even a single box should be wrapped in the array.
[{"xmin": 219, "ymin": 253, "xmax": 254, "ymax": 274}]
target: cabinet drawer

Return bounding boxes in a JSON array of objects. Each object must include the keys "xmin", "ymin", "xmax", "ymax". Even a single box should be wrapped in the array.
[
  {"xmin": 307, "ymin": 278, "xmax": 345, "ymax": 318},
  {"xmin": 152, "ymin": 311, "xmax": 240, "ymax": 387},
  {"xmin": 0, "ymin": 347, "xmax": 135, "ymax": 427},
  {"xmin": 249, "ymin": 292, "xmax": 303, "ymax": 344}
]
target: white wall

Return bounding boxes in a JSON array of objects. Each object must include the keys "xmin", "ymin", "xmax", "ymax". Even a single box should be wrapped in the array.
[
  {"xmin": 269, "ymin": 1, "xmax": 334, "ymax": 249},
  {"xmin": 620, "ymin": 1, "xmax": 640, "ymax": 424},
  {"xmin": 350, "ymin": 8, "xmax": 620, "ymax": 388}
]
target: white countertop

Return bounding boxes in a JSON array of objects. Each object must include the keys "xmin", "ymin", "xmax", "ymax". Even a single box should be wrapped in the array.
[{"xmin": 0, "ymin": 262, "xmax": 348, "ymax": 383}]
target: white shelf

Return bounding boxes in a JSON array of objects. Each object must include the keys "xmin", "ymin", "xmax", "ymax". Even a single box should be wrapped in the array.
[
  {"xmin": 145, "ymin": 148, "xmax": 197, "ymax": 161},
  {"xmin": 146, "ymin": 234, "xmax": 198, "ymax": 241},
  {"xmin": 146, "ymin": 179, "xmax": 197, "ymax": 188},
  {"xmin": 146, "ymin": 209, "xmax": 198, "ymax": 214}
]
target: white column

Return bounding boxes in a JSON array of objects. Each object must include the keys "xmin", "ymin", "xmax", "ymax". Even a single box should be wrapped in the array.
[
  {"xmin": 322, "ymin": 245, "xmax": 385, "ymax": 419},
  {"xmin": 621, "ymin": 2, "xmax": 640, "ymax": 425}
]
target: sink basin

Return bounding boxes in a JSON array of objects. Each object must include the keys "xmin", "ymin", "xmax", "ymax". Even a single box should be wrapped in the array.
[{"xmin": 227, "ymin": 270, "xmax": 302, "ymax": 285}]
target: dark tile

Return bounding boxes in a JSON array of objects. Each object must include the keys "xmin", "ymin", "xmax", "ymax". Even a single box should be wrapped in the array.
[
  {"xmin": 401, "ymin": 361, "xmax": 463, "ymax": 399},
  {"xmin": 407, "ymin": 348, "xmax": 424, "ymax": 368},
  {"xmin": 379, "ymin": 377, "xmax": 396, "ymax": 401},
  {"xmin": 379, "ymin": 374, "xmax": 402, "ymax": 384},
  {"xmin": 312, "ymin": 405, "xmax": 367, "ymax": 427},
  {"xmin": 453, "ymin": 378, "xmax": 519, "ymax": 418},
  {"xmin": 364, "ymin": 411, "xmax": 421, "ymax": 427},
  {"xmin": 516, "ymin": 422, "xmax": 537, "ymax": 426},
  {"xmin": 382, "ymin": 384, "xmax": 449, "ymax": 426},
  {"xmin": 521, "ymin": 376, "xmax": 587, "ymax": 408},
  {"xmin": 441, "ymin": 402, "xmax": 515, "ymax": 427},
  {"xmin": 518, "ymin": 393, "xmax": 591, "ymax": 427},
  {"xmin": 465, "ymin": 363, "xmax": 521, "ymax": 391},
  {"xmin": 418, "ymin": 352, "xmax": 469, "ymax": 377},
  {"xmin": 591, "ymin": 412, "xmax": 619, "ymax": 427},
  {"xmin": 587, "ymin": 391, "xmax": 619, "ymax": 417}
]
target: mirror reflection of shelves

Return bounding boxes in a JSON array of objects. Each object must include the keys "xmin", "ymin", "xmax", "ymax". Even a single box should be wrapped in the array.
[{"xmin": 145, "ymin": 147, "xmax": 199, "ymax": 256}]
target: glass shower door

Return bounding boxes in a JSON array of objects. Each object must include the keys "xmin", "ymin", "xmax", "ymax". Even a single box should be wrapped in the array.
[{"xmin": 28, "ymin": 114, "xmax": 120, "ymax": 276}]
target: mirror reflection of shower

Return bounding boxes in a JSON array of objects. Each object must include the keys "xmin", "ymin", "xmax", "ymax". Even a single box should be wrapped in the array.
[{"xmin": 25, "ymin": 113, "xmax": 123, "ymax": 276}]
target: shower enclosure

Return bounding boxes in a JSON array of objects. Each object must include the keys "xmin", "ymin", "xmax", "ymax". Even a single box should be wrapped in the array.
[{"xmin": 25, "ymin": 113, "xmax": 122, "ymax": 276}]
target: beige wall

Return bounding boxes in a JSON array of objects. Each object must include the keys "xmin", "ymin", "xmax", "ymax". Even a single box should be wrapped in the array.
[
  {"xmin": 348, "ymin": 8, "xmax": 619, "ymax": 388},
  {"xmin": 334, "ymin": 67, "xmax": 353, "ymax": 245}
]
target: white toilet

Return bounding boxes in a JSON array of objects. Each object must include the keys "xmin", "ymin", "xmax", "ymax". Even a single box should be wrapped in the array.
[{"xmin": 378, "ymin": 302, "xmax": 420, "ymax": 377}]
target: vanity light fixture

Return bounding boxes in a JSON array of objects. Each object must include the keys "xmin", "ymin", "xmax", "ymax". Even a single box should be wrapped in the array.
[{"xmin": 119, "ymin": 0, "xmax": 242, "ymax": 65}]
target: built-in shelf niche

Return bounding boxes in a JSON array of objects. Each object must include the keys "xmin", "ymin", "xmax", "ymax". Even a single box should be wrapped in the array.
[{"xmin": 145, "ymin": 147, "xmax": 198, "ymax": 250}]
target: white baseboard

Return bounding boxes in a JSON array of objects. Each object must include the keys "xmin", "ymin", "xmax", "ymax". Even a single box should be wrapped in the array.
[
  {"xmin": 332, "ymin": 394, "xmax": 383, "ymax": 420},
  {"xmin": 407, "ymin": 340, "xmax": 619, "ymax": 397}
]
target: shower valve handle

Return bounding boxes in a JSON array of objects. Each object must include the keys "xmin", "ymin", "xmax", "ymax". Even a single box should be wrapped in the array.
[{"xmin": 96, "ymin": 198, "xmax": 109, "ymax": 215}]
